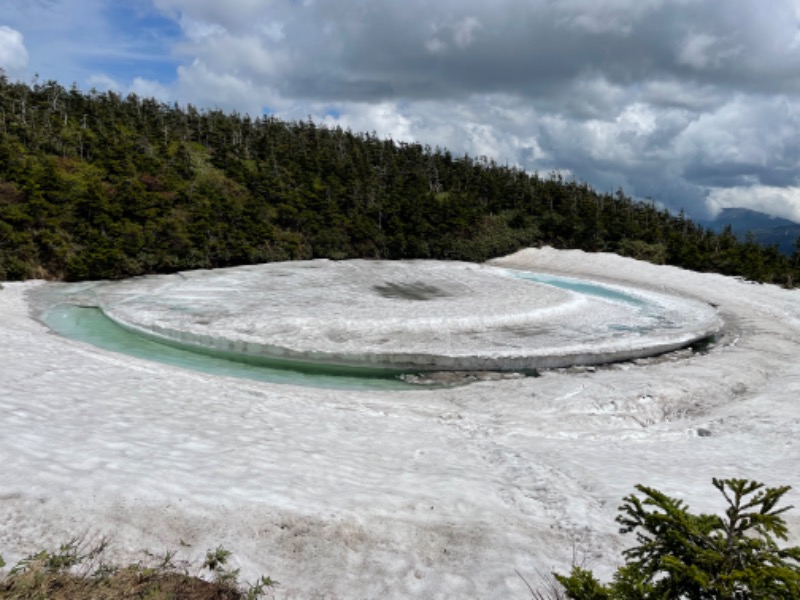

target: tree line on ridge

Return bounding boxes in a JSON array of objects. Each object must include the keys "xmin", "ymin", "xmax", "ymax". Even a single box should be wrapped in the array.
[{"xmin": 2, "ymin": 74, "xmax": 799, "ymax": 284}]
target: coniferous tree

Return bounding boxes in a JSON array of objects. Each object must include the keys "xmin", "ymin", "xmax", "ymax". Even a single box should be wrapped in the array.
[{"xmin": 555, "ymin": 479, "xmax": 800, "ymax": 599}]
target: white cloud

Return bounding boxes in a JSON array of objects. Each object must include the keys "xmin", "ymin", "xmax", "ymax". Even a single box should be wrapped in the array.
[
  {"xmin": 677, "ymin": 32, "xmax": 718, "ymax": 69},
  {"xmin": 171, "ymin": 58, "xmax": 282, "ymax": 115},
  {"xmin": 87, "ymin": 73, "xmax": 121, "ymax": 92},
  {"xmin": 453, "ymin": 16, "xmax": 481, "ymax": 49},
  {"xmin": 176, "ymin": 32, "xmax": 286, "ymax": 78},
  {"xmin": 707, "ymin": 186, "xmax": 800, "ymax": 222},
  {"xmin": 674, "ymin": 95, "xmax": 800, "ymax": 186},
  {"xmin": 324, "ymin": 101, "xmax": 420, "ymax": 143},
  {"xmin": 318, "ymin": 95, "xmax": 549, "ymax": 174},
  {"xmin": 129, "ymin": 77, "xmax": 172, "ymax": 102},
  {"xmin": 425, "ymin": 37, "xmax": 446, "ymax": 54},
  {"xmin": 153, "ymin": 0, "xmax": 277, "ymax": 32},
  {"xmin": 178, "ymin": 15, "xmax": 227, "ymax": 40},
  {"xmin": 555, "ymin": 0, "xmax": 665, "ymax": 35},
  {"xmin": 0, "ymin": 26, "xmax": 29, "ymax": 76},
  {"xmin": 423, "ymin": 16, "xmax": 481, "ymax": 55},
  {"xmin": 260, "ymin": 21, "xmax": 285, "ymax": 43}
]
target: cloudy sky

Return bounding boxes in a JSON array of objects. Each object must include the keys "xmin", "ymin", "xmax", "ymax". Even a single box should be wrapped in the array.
[{"xmin": 3, "ymin": 0, "xmax": 800, "ymax": 221}]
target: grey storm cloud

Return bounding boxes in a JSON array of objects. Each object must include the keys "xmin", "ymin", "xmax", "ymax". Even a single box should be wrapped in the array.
[
  {"xmin": 9, "ymin": 0, "xmax": 800, "ymax": 220},
  {"xmin": 166, "ymin": 0, "xmax": 800, "ymax": 104}
]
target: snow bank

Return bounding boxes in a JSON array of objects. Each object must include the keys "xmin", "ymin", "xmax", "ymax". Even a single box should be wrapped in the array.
[{"xmin": 2, "ymin": 248, "xmax": 799, "ymax": 598}]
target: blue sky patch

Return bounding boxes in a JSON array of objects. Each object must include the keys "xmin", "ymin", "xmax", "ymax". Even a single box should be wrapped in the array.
[{"xmin": 95, "ymin": 2, "xmax": 182, "ymax": 83}]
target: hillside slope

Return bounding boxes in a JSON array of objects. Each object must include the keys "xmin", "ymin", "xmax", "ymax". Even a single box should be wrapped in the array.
[{"xmin": 1, "ymin": 76, "xmax": 798, "ymax": 284}]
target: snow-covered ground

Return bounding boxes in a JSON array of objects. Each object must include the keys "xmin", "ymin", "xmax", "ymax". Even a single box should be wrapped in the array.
[{"xmin": 1, "ymin": 247, "xmax": 799, "ymax": 598}]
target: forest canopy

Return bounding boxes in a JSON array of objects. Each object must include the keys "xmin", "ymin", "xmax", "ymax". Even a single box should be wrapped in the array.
[{"xmin": 1, "ymin": 74, "xmax": 799, "ymax": 284}]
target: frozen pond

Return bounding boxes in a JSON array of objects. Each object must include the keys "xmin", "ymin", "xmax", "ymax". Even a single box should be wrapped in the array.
[{"xmin": 40, "ymin": 260, "xmax": 721, "ymax": 382}]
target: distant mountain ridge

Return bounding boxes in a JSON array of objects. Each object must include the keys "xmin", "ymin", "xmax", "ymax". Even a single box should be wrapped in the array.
[{"xmin": 697, "ymin": 208, "xmax": 800, "ymax": 255}]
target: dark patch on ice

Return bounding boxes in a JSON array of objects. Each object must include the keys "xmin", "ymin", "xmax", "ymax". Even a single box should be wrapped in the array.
[
  {"xmin": 401, "ymin": 370, "xmax": 535, "ymax": 386},
  {"xmin": 373, "ymin": 281, "xmax": 452, "ymax": 301}
]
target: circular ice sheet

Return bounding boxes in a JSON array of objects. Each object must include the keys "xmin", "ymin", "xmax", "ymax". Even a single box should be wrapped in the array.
[{"xmin": 92, "ymin": 259, "xmax": 721, "ymax": 371}]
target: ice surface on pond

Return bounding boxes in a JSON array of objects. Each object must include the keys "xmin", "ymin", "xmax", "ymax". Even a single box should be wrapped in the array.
[
  {"xmin": 3, "ymin": 248, "xmax": 799, "ymax": 599},
  {"xmin": 53, "ymin": 260, "xmax": 721, "ymax": 372}
]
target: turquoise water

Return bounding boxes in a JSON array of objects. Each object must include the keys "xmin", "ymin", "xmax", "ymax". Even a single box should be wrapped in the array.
[
  {"xmin": 508, "ymin": 271, "xmax": 648, "ymax": 307},
  {"xmin": 44, "ymin": 305, "xmax": 416, "ymax": 390},
  {"xmin": 508, "ymin": 270, "xmax": 676, "ymax": 334}
]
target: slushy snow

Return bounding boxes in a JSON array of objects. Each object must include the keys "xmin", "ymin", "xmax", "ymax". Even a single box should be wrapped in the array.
[{"xmin": 1, "ymin": 247, "xmax": 799, "ymax": 599}]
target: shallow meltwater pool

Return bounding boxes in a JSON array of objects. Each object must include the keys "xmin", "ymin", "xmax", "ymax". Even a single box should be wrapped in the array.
[
  {"xmin": 39, "ymin": 260, "xmax": 722, "ymax": 389},
  {"xmin": 508, "ymin": 271, "xmax": 648, "ymax": 307},
  {"xmin": 43, "ymin": 305, "xmax": 418, "ymax": 390},
  {"xmin": 507, "ymin": 271, "xmax": 672, "ymax": 333}
]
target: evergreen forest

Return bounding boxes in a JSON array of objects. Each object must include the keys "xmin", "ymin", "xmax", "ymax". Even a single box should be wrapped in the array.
[{"xmin": 2, "ymin": 74, "xmax": 800, "ymax": 284}]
